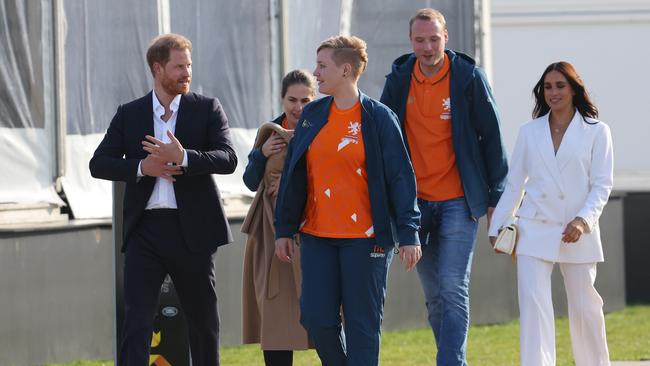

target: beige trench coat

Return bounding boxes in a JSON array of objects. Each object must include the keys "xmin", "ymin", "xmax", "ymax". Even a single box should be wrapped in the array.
[{"xmin": 241, "ymin": 122, "xmax": 310, "ymax": 350}]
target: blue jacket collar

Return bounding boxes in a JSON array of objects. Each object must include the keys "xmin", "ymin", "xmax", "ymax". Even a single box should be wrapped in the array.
[
  {"xmin": 388, "ymin": 50, "xmax": 476, "ymax": 87},
  {"xmin": 301, "ymin": 89, "xmax": 373, "ymax": 130},
  {"xmin": 290, "ymin": 90, "xmax": 374, "ymax": 164},
  {"xmin": 271, "ymin": 113, "xmax": 286, "ymax": 125}
]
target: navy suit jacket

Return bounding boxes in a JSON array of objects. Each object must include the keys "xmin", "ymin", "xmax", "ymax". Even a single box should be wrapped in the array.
[{"xmin": 89, "ymin": 91, "xmax": 238, "ymax": 253}]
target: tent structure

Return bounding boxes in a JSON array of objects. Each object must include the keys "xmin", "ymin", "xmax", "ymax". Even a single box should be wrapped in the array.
[
  {"xmin": 0, "ymin": 0, "xmax": 481, "ymax": 222},
  {"xmin": 0, "ymin": 2, "xmax": 485, "ymax": 364}
]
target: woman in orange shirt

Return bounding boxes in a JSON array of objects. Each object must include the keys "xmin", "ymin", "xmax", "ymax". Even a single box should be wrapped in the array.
[{"xmin": 274, "ymin": 36, "xmax": 422, "ymax": 366}]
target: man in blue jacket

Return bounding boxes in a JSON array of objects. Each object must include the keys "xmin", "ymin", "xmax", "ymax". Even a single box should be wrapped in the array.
[{"xmin": 380, "ymin": 8, "xmax": 508, "ymax": 366}]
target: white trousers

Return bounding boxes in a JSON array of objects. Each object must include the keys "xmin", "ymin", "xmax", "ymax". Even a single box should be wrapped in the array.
[{"xmin": 517, "ymin": 255, "xmax": 610, "ymax": 366}]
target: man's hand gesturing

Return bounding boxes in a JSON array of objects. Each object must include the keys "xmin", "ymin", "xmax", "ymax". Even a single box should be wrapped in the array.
[
  {"xmin": 142, "ymin": 130, "xmax": 185, "ymax": 165},
  {"xmin": 141, "ymin": 154, "xmax": 183, "ymax": 182}
]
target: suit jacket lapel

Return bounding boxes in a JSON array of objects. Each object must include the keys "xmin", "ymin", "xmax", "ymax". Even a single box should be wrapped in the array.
[
  {"xmin": 142, "ymin": 91, "xmax": 155, "ymax": 139},
  {"xmin": 174, "ymin": 93, "xmax": 196, "ymax": 143},
  {"xmin": 535, "ymin": 114, "xmax": 566, "ymax": 194},
  {"xmin": 555, "ymin": 111, "xmax": 582, "ymax": 172},
  {"xmin": 138, "ymin": 92, "xmax": 155, "ymax": 191}
]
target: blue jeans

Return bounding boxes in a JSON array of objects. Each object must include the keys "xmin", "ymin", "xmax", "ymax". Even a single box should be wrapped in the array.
[
  {"xmin": 415, "ymin": 197, "xmax": 478, "ymax": 366},
  {"xmin": 299, "ymin": 234, "xmax": 393, "ymax": 366}
]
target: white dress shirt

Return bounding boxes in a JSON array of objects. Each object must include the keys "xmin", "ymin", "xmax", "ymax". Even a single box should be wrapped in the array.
[{"xmin": 138, "ymin": 92, "xmax": 188, "ymax": 209}]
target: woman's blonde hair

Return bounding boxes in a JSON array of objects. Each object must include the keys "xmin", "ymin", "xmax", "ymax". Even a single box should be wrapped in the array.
[{"xmin": 317, "ymin": 35, "xmax": 368, "ymax": 80}]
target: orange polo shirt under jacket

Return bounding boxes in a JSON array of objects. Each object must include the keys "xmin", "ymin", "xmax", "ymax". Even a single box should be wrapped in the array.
[
  {"xmin": 301, "ymin": 100, "xmax": 375, "ymax": 238},
  {"xmin": 405, "ymin": 54, "xmax": 464, "ymax": 201}
]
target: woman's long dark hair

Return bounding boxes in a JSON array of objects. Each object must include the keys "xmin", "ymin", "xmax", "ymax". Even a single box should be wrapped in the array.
[{"xmin": 532, "ymin": 61, "xmax": 598, "ymax": 119}]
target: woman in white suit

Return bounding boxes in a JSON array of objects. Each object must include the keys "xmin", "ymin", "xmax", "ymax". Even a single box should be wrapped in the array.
[{"xmin": 489, "ymin": 61, "xmax": 613, "ymax": 366}]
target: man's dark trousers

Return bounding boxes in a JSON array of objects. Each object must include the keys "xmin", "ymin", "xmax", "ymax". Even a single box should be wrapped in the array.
[
  {"xmin": 89, "ymin": 91, "xmax": 237, "ymax": 365},
  {"xmin": 119, "ymin": 209, "xmax": 219, "ymax": 366}
]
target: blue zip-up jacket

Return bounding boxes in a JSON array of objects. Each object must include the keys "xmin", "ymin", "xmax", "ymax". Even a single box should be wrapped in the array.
[
  {"xmin": 380, "ymin": 50, "xmax": 508, "ymax": 218},
  {"xmin": 242, "ymin": 114, "xmax": 285, "ymax": 191},
  {"xmin": 274, "ymin": 91, "xmax": 420, "ymax": 248}
]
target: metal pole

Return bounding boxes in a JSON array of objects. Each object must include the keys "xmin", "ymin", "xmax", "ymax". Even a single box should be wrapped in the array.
[
  {"xmin": 53, "ymin": 0, "xmax": 66, "ymax": 188},
  {"xmin": 477, "ymin": 0, "xmax": 493, "ymax": 83},
  {"xmin": 280, "ymin": 0, "xmax": 288, "ymax": 77},
  {"xmin": 339, "ymin": 0, "xmax": 353, "ymax": 36},
  {"xmin": 269, "ymin": 0, "xmax": 286, "ymax": 116},
  {"xmin": 157, "ymin": 0, "xmax": 171, "ymax": 35}
]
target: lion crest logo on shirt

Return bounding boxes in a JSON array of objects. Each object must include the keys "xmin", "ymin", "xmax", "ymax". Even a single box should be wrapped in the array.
[
  {"xmin": 441, "ymin": 97, "xmax": 451, "ymax": 120},
  {"xmin": 337, "ymin": 121, "xmax": 361, "ymax": 151}
]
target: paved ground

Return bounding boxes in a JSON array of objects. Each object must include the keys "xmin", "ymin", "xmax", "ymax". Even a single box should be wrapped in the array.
[{"xmin": 612, "ymin": 362, "xmax": 650, "ymax": 365}]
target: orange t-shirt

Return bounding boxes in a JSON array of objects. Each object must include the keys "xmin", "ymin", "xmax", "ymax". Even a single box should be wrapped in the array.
[
  {"xmin": 281, "ymin": 116, "xmax": 288, "ymax": 129},
  {"xmin": 405, "ymin": 54, "xmax": 464, "ymax": 201},
  {"xmin": 300, "ymin": 100, "xmax": 375, "ymax": 238}
]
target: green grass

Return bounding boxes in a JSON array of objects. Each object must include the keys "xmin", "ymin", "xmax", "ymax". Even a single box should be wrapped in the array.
[{"xmin": 51, "ymin": 305, "xmax": 650, "ymax": 366}]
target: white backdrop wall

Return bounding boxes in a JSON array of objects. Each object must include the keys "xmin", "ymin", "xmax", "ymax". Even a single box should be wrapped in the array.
[
  {"xmin": 285, "ymin": 0, "xmax": 342, "ymax": 73},
  {"xmin": 60, "ymin": 1, "xmax": 280, "ymax": 217},
  {"xmin": 491, "ymin": 0, "xmax": 650, "ymax": 191},
  {"xmin": 0, "ymin": 0, "xmax": 63, "ymax": 207},
  {"xmin": 60, "ymin": 0, "xmax": 159, "ymax": 218}
]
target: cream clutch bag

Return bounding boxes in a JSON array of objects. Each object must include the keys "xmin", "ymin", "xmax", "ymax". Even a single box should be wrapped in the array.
[{"xmin": 494, "ymin": 218, "xmax": 518, "ymax": 260}]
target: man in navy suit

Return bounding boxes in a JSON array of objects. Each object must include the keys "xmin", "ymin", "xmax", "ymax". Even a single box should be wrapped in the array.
[{"xmin": 89, "ymin": 33, "xmax": 237, "ymax": 366}]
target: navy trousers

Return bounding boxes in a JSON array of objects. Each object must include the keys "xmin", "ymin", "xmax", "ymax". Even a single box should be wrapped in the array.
[
  {"xmin": 119, "ymin": 209, "xmax": 220, "ymax": 366},
  {"xmin": 299, "ymin": 234, "xmax": 393, "ymax": 366}
]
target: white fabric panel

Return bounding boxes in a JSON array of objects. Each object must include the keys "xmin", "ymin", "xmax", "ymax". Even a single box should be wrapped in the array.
[
  {"xmin": 285, "ymin": 0, "xmax": 341, "ymax": 72},
  {"xmin": 0, "ymin": 128, "xmax": 64, "ymax": 206},
  {"xmin": 214, "ymin": 127, "xmax": 257, "ymax": 198},
  {"xmin": 61, "ymin": 134, "xmax": 111, "ymax": 219},
  {"xmin": 63, "ymin": 130, "xmax": 257, "ymax": 219},
  {"xmin": 63, "ymin": 1, "xmax": 158, "ymax": 136},
  {"xmin": 349, "ymin": 0, "xmax": 476, "ymax": 99},
  {"xmin": 0, "ymin": 0, "xmax": 62, "ymax": 211},
  {"xmin": 0, "ymin": 0, "xmax": 48, "ymax": 129},
  {"xmin": 170, "ymin": 0, "xmax": 274, "ymax": 130},
  {"xmin": 1, "ymin": 0, "xmax": 482, "ymax": 220},
  {"xmin": 60, "ymin": 0, "xmax": 159, "ymax": 218}
]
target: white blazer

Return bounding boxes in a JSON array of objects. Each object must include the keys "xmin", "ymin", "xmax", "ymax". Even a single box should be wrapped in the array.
[{"xmin": 489, "ymin": 111, "xmax": 614, "ymax": 263}]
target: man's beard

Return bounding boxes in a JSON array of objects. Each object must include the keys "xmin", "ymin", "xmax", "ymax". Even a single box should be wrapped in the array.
[{"xmin": 162, "ymin": 75, "xmax": 191, "ymax": 95}]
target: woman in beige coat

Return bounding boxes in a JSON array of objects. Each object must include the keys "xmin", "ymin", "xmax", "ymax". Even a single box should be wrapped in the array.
[{"xmin": 241, "ymin": 70, "xmax": 316, "ymax": 366}]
